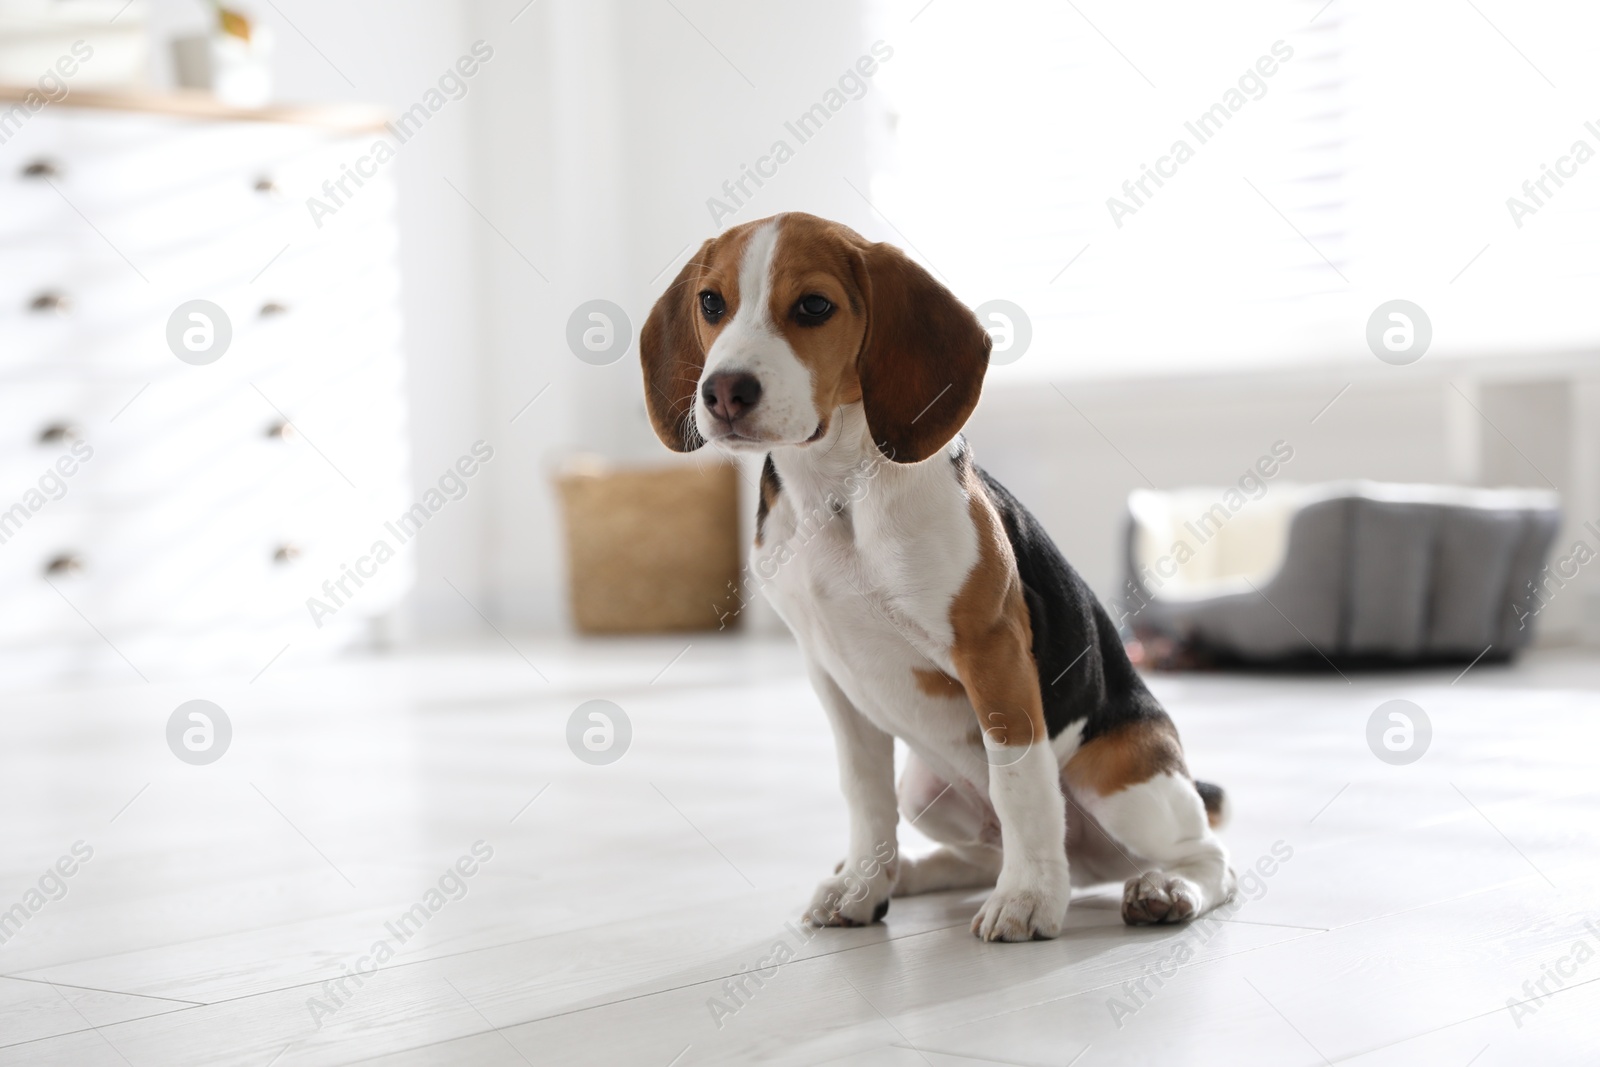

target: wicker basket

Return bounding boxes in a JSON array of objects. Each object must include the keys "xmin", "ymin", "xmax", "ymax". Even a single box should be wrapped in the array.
[{"xmin": 555, "ymin": 459, "xmax": 742, "ymax": 634}]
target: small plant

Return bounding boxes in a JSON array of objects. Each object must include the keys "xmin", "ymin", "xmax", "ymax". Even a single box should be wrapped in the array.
[{"xmin": 206, "ymin": 1, "xmax": 253, "ymax": 42}]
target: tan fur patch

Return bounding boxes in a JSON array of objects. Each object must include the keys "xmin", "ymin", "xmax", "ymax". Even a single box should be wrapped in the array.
[
  {"xmin": 1064, "ymin": 718, "xmax": 1189, "ymax": 798},
  {"xmin": 638, "ymin": 226, "xmax": 757, "ymax": 450},
  {"xmin": 691, "ymin": 225, "xmax": 758, "ymax": 340},
  {"xmin": 912, "ymin": 667, "xmax": 966, "ymax": 699},
  {"xmin": 947, "ymin": 472, "xmax": 1045, "ymax": 749},
  {"xmin": 767, "ymin": 216, "xmax": 870, "ymax": 421}
]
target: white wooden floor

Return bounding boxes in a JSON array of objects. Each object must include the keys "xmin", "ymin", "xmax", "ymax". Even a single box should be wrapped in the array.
[{"xmin": 2, "ymin": 635, "xmax": 1598, "ymax": 1065}]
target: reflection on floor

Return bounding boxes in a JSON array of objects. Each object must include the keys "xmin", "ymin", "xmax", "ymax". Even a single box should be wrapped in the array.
[{"xmin": 1, "ymin": 634, "xmax": 1596, "ymax": 1066}]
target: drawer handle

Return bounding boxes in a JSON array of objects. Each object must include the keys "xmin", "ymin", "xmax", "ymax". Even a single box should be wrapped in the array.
[
  {"xmin": 254, "ymin": 176, "xmax": 281, "ymax": 196},
  {"xmin": 259, "ymin": 301, "xmax": 289, "ymax": 317},
  {"xmin": 22, "ymin": 159, "xmax": 61, "ymax": 179},
  {"xmin": 273, "ymin": 543, "xmax": 301, "ymax": 564},
  {"xmin": 30, "ymin": 291, "xmax": 71, "ymax": 316},
  {"xmin": 44, "ymin": 553, "xmax": 84, "ymax": 577},
  {"xmin": 38, "ymin": 422, "xmax": 83, "ymax": 445},
  {"xmin": 265, "ymin": 419, "xmax": 297, "ymax": 441}
]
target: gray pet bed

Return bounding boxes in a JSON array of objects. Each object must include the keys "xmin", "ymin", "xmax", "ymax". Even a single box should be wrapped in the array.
[{"xmin": 1121, "ymin": 481, "xmax": 1561, "ymax": 665}]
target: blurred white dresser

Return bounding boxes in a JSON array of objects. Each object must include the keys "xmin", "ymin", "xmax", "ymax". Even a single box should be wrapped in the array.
[{"xmin": 0, "ymin": 90, "xmax": 411, "ymax": 683}]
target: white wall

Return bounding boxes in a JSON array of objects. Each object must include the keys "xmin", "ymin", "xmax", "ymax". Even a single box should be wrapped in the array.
[{"xmin": 468, "ymin": 0, "xmax": 887, "ymax": 631}]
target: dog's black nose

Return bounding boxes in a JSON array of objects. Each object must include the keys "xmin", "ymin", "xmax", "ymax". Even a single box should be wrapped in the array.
[{"xmin": 702, "ymin": 372, "xmax": 762, "ymax": 423}]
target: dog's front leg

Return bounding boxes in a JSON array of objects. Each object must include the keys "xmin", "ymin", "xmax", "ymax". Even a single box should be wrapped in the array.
[
  {"xmin": 954, "ymin": 634, "xmax": 1071, "ymax": 941},
  {"xmin": 803, "ymin": 664, "xmax": 898, "ymax": 927}
]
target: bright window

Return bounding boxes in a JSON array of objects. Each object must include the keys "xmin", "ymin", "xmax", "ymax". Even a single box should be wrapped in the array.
[{"xmin": 871, "ymin": 0, "xmax": 1600, "ymax": 377}]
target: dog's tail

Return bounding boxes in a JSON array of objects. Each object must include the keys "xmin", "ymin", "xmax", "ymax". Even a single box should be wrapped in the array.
[{"xmin": 1194, "ymin": 779, "xmax": 1229, "ymax": 830}]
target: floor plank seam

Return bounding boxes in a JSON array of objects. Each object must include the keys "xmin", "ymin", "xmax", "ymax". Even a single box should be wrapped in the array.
[
  {"xmin": 907, "ymin": 929, "xmax": 1332, "ymax": 1044},
  {"xmin": 1205, "ymin": 917, "xmax": 1332, "ymax": 933},
  {"xmin": 336, "ymin": 924, "xmax": 1328, "ymax": 1065},
  {"xmin": 331, "ymin": 920, "xmax": 993, "ymax": 1066},
  {"xmin": 890, "ymin": 1043, "xmax": 1064, "ymax": 1067},
  {"xmin": 1313, "ymin": 873, "xmax": 1552, "ymax": 935},
  {"xmin": 0, "ymin": 973, "xmax": 207, "ymax": 1007},
  {"xmin": 453, "ymin": 918, "xmax": 982, "ymax": 1026},
  {"xmin": 1323, "ymin": 971, "xmax": 1600, "ymax": 1064},
  {"xmin": 77, "ymin": 909, "xmax": 973, "ymax": 1021},
  {"xmin": 0, "ymin": 1004, "xmax": 203, "ymax": 1052},
  {"xmin": 1, "ymin": 882, "xmax": 770, "ymax": 1004}
]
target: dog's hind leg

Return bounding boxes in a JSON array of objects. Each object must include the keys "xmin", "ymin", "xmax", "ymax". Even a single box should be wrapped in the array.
[
  {"xmin": 891, "ymin": 753, "xmax": 1002, "ymax": 897},
  {"xmin": 1063, "ymin": 718, "xmax": 1235, "ymax": 925}
]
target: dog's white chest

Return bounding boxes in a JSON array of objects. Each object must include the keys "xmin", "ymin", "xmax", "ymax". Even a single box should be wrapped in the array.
[{"xmin": 756, "ymin": 447, "xmax": 984, "ymax": 772}]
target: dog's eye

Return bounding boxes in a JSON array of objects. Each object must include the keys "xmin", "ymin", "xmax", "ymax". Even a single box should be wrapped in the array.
[
  {"xmin": 796, "ymin": 294, "xmax": 833, "ymax": 324},
  {"xmin": 700, "ymin": 291, "xmax": 726, "ymax": 322}
]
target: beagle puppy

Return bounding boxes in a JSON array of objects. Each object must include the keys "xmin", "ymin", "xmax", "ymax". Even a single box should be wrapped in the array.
[{"xmin": 640, "ymin": 212, "xmax": 1234, "ymax": 941}]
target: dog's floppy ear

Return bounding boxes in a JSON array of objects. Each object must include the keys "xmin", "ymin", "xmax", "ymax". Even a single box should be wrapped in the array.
[
  {"xmin": 853, "ymin": 240, "xmax": 991, "ymax": 464},
  {"xmin": 640, "ymin": 238, "xmax": 715, "ymax": 452}
]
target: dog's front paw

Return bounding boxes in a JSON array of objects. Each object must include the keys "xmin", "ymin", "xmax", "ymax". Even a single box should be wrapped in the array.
[
  {"xmin": 1121, "ymin": 872, "xmax": 1201, "ymax": 925},
  {"xmin": 971, "ymin": 869, "xmax": 1070, "ymax": 942},
  {"xmin": 804, "ymin": 867, "xmax": 893, "ymax": 928}
]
